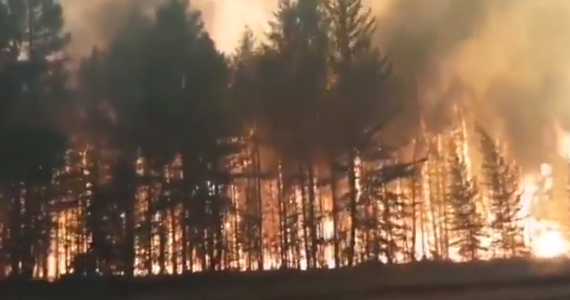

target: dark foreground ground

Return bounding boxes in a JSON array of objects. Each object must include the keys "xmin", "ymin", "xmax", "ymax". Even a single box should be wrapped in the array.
[{"xmin": 5, "ymin": 258, "xmax": 570, "ymax": 300}]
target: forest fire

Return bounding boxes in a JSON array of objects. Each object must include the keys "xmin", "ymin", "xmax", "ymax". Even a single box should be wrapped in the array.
[
  {"xmin": 532, "ymin": 230, "xmax": 567, "ymax": 258},
  {"xmin": 521, "ymin": 172, "xmax": 569, "ymax": 259},
  {"xmin": 516, "ymin": 132, "xmax": 570, "ymax": 259},
  {"xmin": 41, "ymin": 147, "xmax": 570, "ymax": 278},
  {"xmin": 4, "ymin": 1, "xmax": 570, "ymax": 294}
]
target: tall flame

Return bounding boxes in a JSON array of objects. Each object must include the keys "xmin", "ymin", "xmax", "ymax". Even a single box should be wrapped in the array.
[{"xmin": 521, "ymin": 160, "xmax": 569, "ymax": 258}]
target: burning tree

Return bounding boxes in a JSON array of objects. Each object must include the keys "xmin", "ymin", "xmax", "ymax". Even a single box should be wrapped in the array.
[
  {"xmin": 447, "ymin": 128, "xmax": 485, "ymax": 260},
  {"xmin": 477, "ymin": 126, "xmax": 526, "ymax": 257}
]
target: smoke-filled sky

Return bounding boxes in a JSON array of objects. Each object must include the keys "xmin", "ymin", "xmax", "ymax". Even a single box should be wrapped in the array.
[
  {"xmin": 60, "ymin": 0, "xmax": 276, "ymax": 55},
  {"xmin": 60, "ymin": 0, "xmax": 570, "ymax": 168},
  {"xmin": 375, "ymin": 0, "xmax": 570, "ymax": 168}
]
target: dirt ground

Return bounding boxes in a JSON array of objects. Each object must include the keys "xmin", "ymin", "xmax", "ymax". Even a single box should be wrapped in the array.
[
  {"xmin": 6, "ymin": 258, "xmax": 570, "ymax": 300},
  {"xmin": 127, "ymin": 258, "xmax": 570, "ymax": 300}
]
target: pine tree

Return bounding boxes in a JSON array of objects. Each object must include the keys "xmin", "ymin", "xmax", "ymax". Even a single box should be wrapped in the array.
[
  {"xmin": 230, "ymin": 28, "xmax": 267, "ymax": 269},
  {"xmin": 325, "ymin": 0, "xmax": 388, "ymax": 266},
  {"xmin": 150, "ymin": 0, "xmax": 232, "ymax": 272},
  {"xmin": 477, "ymin": 126, "xmax": 526, "ymax": 257},
  {"xmin": 447, "ymin": 130, "xmax": 485, "ymax": 261},
  {"xmin": 257, "ymin": 0, "xmax": 331, "ymax": 268},
  {"xmin": 75, "ymin": 0, "xmax": 234, "ymax": 275},
  {"xmin": 0, "ymin": 0, "xmax": 69, "ymax": 278},
  {"xmin": 359, "ymin": 159, "xmax": 418, "ymax": 263}
]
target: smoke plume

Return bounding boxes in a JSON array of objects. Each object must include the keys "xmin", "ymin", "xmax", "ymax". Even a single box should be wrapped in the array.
[
  {"xmin": 60, "ymin": 0, "xmax": 570, "ymax": 167},
  {"xmin": 375, "ymin": 0, "xmax": 570, "ymax": 167},
  {"xmin": 60, "ymin": 0, "xmax": 275, "ymax": 56}
]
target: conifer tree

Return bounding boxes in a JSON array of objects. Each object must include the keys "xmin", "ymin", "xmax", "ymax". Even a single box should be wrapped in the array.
[
  {"xmin": 257, "ymin": 0, "xmax": 331, "ymax": 268},
  {"xmin": 447, "ymin": 130, "xmax": 485, "ymax": 260},
  {"xmin": 325, "ymin": 0, "xmax": 399, "ymax": 266},
  {"xmin": 0, "ymin": 0, "xmax": 69, "ymax": 278},
  {"xmin": 478, "ymin": 126, "xmax": 526, "ymax": 257}
]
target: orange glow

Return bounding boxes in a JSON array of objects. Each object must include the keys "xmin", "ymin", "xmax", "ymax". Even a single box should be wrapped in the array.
[{"xmin": 532, "ymin": 229, "xmax": 568, "ymax": 258}]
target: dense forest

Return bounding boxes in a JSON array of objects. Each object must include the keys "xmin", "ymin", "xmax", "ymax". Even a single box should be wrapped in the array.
[{"xmin": 0, "ymin": 0, "xmax": 558, "ymax": 281}]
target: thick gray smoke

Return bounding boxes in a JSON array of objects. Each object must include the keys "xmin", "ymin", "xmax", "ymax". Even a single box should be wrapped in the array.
[
  {"xmin": 61, "ymin": 0, "xmax": 570, "ymax": 167},
  {"xmin": 375, "ymin": 0, "xmax": 570, "ymax": 167},
  {"xmin": 60, "ymin": 0, "xmax": 275, "ymax": 56}
]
